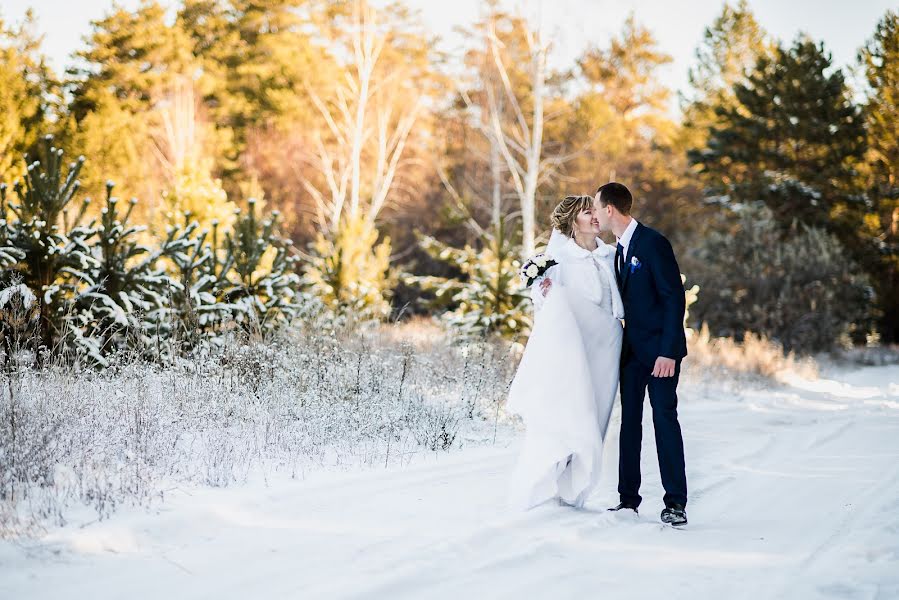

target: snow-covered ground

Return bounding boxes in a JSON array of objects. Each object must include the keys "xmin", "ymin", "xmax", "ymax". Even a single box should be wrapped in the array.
[{"xmin": 2, "ymin": 364, "xmax": 898, "ymax": 599}]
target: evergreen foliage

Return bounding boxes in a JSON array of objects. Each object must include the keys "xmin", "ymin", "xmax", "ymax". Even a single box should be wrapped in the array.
[
  {"xmin": 302, "ymin": 214, "xmax": 395, "ymax": 325},
  {"xmin": 690, "ymin": 206, "xmax": 875, "ymax": 353},
  {"xmin": 691, "ymin": 36, "xmax": 867, "ymax": 234},
  {"xmin": 1, "ymin": 136, "xmax": 303, "ymax": 363},
  {"xmin": 859, "ymin": 10, "xmax": 899, "ymax": 341},
  {"xmin": 406, "ymin": 220, "xmax": 529, "ymax": 339}
]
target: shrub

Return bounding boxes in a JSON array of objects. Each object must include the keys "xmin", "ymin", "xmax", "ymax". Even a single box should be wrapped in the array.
[{"xmin": 690, "ymin": 206, "xmax": 876, "ymax": 353}]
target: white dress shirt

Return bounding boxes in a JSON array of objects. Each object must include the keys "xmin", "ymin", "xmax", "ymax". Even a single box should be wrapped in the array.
[{"xmin": 616, "ymin": 218, "xmax": 639, "ymax": 260}]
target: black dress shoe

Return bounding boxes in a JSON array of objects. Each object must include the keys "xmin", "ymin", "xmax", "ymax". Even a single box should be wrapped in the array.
[
  {"xmin": 608, "ymin": 502, "xmax": 639, "ymax": 514},
  {"xmin": 661, "ymin": 504, "xmax": 687, "ymax": 526}
]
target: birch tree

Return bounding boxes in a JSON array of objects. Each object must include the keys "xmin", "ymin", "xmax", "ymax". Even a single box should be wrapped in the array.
[
  {"xmin": 149, "ymin": 77, "xmax": 237, "ymax": 233},
  {"xmin": 455, "ymin": 9, "xmax": 575, "ymax": 257},
  {"xmin": 469, "ymin": 15, "xmax": 545, "ymax": 256},
  {"xmin": 299, "ymin": 0, "xmax": 433, "ymax": 320},
  {"xmin": 300, "ymin": 0, "xmax": 427, "ymax": 236}
]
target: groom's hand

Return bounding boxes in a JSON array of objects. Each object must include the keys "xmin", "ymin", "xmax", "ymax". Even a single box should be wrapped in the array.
[{"xmin": 652, "ymin": 356, "xmax": 676, "ymax": 378}]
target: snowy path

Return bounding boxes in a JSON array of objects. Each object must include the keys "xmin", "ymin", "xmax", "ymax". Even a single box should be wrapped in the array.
[{"xmin": 3, "ymin": 365, "xmax": 899, "ymax": 599}]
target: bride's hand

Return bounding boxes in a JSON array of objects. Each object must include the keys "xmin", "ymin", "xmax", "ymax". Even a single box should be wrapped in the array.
[{"xmin": 540, "ymin": 278, "xmax": 552, "ymax": 296}]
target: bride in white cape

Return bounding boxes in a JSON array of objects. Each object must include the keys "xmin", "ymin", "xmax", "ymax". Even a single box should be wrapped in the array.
[{"xmin": 507, "ymin": 195, "xmax": 624, "ymax": 510}]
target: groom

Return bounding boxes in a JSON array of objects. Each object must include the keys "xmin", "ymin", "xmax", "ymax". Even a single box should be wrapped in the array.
[{"xmin": 594, "ymin": 182, "xmax": 689, "ymax": 527}]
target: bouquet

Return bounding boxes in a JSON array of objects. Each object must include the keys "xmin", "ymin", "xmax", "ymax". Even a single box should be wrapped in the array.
[{"xmin": 519, "ymin": 253, "xmax": 557, "ymax": 287}]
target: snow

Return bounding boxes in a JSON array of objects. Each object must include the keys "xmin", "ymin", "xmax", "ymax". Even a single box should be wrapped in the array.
[
  {"xmin": 2, "ymin": 364, "xmax": 898, "ymax": 599},
  {"xmin": 0, "ymin": 283, "xmax": 37, "ymax": 309}
]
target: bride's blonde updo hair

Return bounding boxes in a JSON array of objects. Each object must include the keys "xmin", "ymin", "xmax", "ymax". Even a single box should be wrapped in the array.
[{"xmin": 550, "ymin": 195, "xmax": 593, "ymax": 237}]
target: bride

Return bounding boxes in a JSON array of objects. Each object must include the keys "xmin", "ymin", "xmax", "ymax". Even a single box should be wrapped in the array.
[{"xmin": 507, "ymin": 195, "xmax": 624, "ymax": 509}]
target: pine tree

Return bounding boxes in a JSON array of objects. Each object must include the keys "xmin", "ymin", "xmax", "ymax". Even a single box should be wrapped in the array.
[
  {"xmin": 176, "ymin": 0, "xmax": 336, "ymax": 181},
  {"xmin": 65, "ymin": 1, "xmax": 203, "ymax": 202},
  {"xmin": 160, "ymin": 217, "xmax": 233, "ymax": 350},
  {"xmin": 568, "ymin": 15, "xmax": 702, "ymax": 242},
  {"xmin": 2, "ymin": 136, "xmax": 305, "ymax": 360},
  {"xmin": 302, "ymin": 214, "xmax": 395, "ymax": 325},
  {"xmin": 221, "ymin": 197, "xmax": 300, "ymax": 334},
  {"xmin": 859, "ymin": 10, "xmax": 899, "ymax": 342},
  {"xmin": 406, "ymin": 219, "xmax": 529, "ymax": 339},
  {"xmin": 682, "ymin": 0, "xmax": 768, "ymax": 152},
  {"xmin": 65, "ymin": 182, "xmax": 173, "ymax": 362},
  {"xmin": 691, "ymin": 35, "xmax": 867, "ymax": 235},
  {"xmin": 0, "ymin": 135, "xmax": 95, "ymax": 350},
  {"xmin": 157, "ymin": 198, "xmax": 301, "ymax": 350},
  {"xmin": 691, "ymin": 206, "xmax": 875, "ymax": 353},
  {"xmin": 578, "ymin": 14, "xmax": 673, "ymax": 120},
  {"xmin": 0, "ymin": 10, "xmax": 59, "ymax": 185}
]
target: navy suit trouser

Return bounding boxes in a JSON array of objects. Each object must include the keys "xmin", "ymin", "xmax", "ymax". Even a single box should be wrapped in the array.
[{"xmin": 618, "ymin": 354, "xmax": 688, "ymax": 508}]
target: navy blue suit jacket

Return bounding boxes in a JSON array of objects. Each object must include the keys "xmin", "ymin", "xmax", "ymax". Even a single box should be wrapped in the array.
[{"xmin": 618, "ymin": 222, "xmax": 688, "ymax": 367}]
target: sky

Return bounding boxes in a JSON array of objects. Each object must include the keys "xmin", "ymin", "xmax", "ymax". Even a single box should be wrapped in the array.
[{"xmin": 2, "ymin": 0, "xmax": 895, "ymax": 109}]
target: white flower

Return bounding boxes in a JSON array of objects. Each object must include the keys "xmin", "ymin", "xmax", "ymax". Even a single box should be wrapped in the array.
[
  {"xmin": 525, "ymin": 265, "xmax": 539, "ymax": 278},
  {"xmin": 534, "ymin": 255, "xmax": 547, "ymax": 267},
  {"xmin": 631, "ymin": 256, "xmax": 640, "ymax": 266}
]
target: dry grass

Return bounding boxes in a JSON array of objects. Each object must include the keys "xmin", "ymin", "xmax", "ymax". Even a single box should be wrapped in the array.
[
  {"xmin": 686, "ymin": 323, "xmax": 819, "ymax": 381},
  {"xmin": 375, "ymin": 315, "xmax": 450, "ymax": 352}
]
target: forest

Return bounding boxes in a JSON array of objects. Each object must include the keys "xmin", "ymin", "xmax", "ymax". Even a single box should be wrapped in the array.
[{"xmin": 1, "ymin": 0, "xmax": 897, "ymax": 364}]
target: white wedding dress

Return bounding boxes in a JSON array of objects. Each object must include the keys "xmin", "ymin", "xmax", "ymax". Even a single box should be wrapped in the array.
[{"xmin": 507, "ymin": 229, "xmax": 624, "ymax": 509}]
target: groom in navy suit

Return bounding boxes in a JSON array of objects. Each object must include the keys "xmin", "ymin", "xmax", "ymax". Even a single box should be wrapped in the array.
[{"xmin": 594, "ymin": 182, "xmax": 688, "ymax": 527}]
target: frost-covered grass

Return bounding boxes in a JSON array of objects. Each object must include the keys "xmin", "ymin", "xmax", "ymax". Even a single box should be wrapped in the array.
[
  {"xmin": 0, "ymin": 318, "xmax": 517, "ymax": 537},
  {"xmin": 5, "ymin": 312, "xmax": 879, "ymax": 541},
  {"xmin": 5, "ymin": 347, "xmax": 898, "ymax": 599},
  {"xmin": 5, "ymin": 318, "xmax": 899, "ymax": 598}
]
